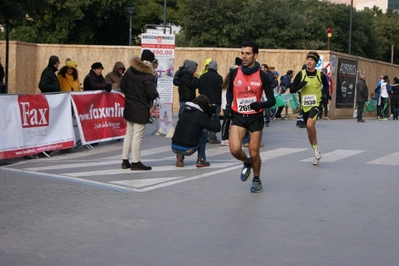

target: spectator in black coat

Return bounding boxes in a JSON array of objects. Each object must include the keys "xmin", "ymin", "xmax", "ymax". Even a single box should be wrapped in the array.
[
  {"xmin": 38, "ymin": 55, "xmax": 60, "ymax": 93},
  {"xmin": 172, "ymin": 95, "xmax": 221, "ymax": 168},
  {"xmin": 198, "ymin": 61, "xmax": 223, "ymax": 143},
  {"xmin": 177, "ymin": 60, "xmax": 198, "ymax": 118},
  {"xmin": 83, "ymin": 62, "xmax": 112, "ymax": 92}
]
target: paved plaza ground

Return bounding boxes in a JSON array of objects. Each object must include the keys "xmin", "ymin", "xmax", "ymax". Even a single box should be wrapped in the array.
[{"xmin": 0, "ymin": 116, "xmax": 398, "ymax": 266}]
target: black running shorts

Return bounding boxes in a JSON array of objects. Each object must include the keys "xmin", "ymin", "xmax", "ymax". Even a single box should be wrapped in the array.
[
  {"xmin": 230, "ymin": 112, "xmax": 264, "ymax": 132},
  {"xmin": 302, "ymin": 106, "xmax": 322, "ymax": 124}
]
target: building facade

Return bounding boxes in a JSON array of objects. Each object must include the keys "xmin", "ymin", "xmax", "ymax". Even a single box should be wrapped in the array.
[{"xmin": 327, "ymin": 0, "xmax": 399, "ymax": 11}]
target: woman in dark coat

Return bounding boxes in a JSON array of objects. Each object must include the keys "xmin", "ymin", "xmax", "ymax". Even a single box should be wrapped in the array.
[
  {"xmin": 120, "ymin": 50, "xmax": 158, "ymax": 171},
  {"xmin": 83, "ymin": 62, "xmax": 111, "ymax": 92},
  {"xmin": 391, "ymin": 77, "xmax": 399, "ymax": 120}
]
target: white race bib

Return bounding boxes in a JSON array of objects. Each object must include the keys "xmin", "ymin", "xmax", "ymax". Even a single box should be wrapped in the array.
[
  {"xmin": 302, "ymin": 95, "xmax": 317, "ymax": 106},
  {"xmin": 236, "ymin": 96, "xmax": 256, "ymax": 113}
]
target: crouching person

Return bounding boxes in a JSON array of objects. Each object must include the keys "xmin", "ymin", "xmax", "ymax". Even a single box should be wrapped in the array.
[{"xmin": 172, "ymin": 95, "xmax": 221, "ymax": 167}]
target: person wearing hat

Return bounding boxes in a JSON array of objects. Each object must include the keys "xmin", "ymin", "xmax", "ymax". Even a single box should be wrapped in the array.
[
  {"xmin": 38, "ymin": 55, "xmax": 61, "ymax": 93},
  {"xmin": 177, "ymin": 59, "xmax": 199, "ymax": 118},
  {"xmin": 198, "ymin": 58, "xmax": 212, "ymax": 78},
  {"xmin": 120, "ymin": 49, "xmax": 158, "ymax": 171},
  {"xmin": 105, "ymin": 61, "xmax": 126, "ymax": 89},
  {"xmin": 198, "ymin": 60, "xmax": 223, "ymax": 144},
  {"xmin": 57, "ymin": 60, "xmax": 82, "ymax": 92},
  {"xmin": 286, "ymin": 51, "xmax": 329, "ymax": 165},
  {"xmin": 83, "ymin": 62, "xmax": 112, "ymax": 92}
]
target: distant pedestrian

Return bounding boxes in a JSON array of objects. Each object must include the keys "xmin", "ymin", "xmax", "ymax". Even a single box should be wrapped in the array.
[
  {"xmin": 356, "ymin": 72, "xmax": 368, "ymax": 122},
  {"xmin": 198, "ymin": 60, "xmax": 223, "ymax": 144},
  {"xmin": 391, "ymin": 77, "xmax": 399, "ymax": 120},
  {"xmin": 320, "ymin": 68, "xmax": 333, "ymax": 120},
  {"xmin": 38, "ymin": 55, "xmax": 61, "ymax": 93}
]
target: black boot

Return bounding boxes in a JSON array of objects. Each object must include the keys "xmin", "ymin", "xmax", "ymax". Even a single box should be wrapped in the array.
[
  {"xmin": 131, "ymin": 161, "xmax": 152, "ymax": 171},
  {"xmin": 121, "ymin": 159, "xmax": 131, "ymax": 169}
]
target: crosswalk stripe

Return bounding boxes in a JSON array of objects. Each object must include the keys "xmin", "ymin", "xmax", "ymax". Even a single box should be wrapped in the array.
[
  {"xmin": 115, "ymin": 164, "xmax": 245, "ymax": 192},
  {"xmin": 48, "ymin": 147, "xmax": 307, "ymax": 176},
  {"xmin": 63, "ymin": 162, "xmax": 239, "ymax": 177},
  {"xmin": 107, "ymin": 146, "xmax": 172, "ymax": 160},
  {"xmin": 109, "ymin": 177, "xmax": 185, "ymax": 188},
  {"xmin": 260, "ymin": 148, "xmax": 308, "ymax": 160},
  {"xmin": 300, "ymin": 149, "xmax": 365, "ymax": 162},
  {"xmin": 367, "ymin": 152, "xmax": 399, "ymax": 166},
  {"xmin": 25, "ymin": 146, "xmax": 182, "ymax": 171}
]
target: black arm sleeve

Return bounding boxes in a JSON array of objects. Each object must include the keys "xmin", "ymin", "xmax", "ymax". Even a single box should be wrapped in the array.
[
  {"xmin": 321, "ymin": 72, "xmax": 329, "ymax": 98},
  {"xmin": 289, "ymin": 71, "xmax": 303, "ymax": 93},
  {"xmin": 260, "ymin": 71, "xmax": 276, "ymax": 108},
  {"xmin": 226, "ymin": 69, "xmax": 237, "ymax": 106}
]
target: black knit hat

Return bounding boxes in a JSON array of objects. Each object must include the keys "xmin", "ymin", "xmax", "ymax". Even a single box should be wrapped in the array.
[
  {"xmin": 306, "ymin": 51, "xmax": 320, "ymax": 62},
  {"xmin": 141, "ymin": 49, "xmax": 155, "ymax": 62},
  {"xmin": 91, "ymin": 62, "xmax": 104, "ymax": 70},
  {"xmin": 235, "ymin": 57, "xmax": 242, "ymax": 65}
]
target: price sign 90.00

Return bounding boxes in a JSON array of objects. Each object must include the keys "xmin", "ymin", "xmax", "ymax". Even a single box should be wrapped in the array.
[{"xmin": 151, "ymin": 49, "xmax": 173, "ymax": 56}]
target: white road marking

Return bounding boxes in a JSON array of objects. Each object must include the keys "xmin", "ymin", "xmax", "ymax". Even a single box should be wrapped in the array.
[
  {"xmin": 63, "ymin": 162, "xmax": 237, "ymax": 177},
  {"xmin": 300, "ymin": 149, "xmax": 365, "ymax": 162},
  {"xmin": 107, "ymin": 146, "xmax": 172, "ymax": 160},
  {"xmin": 260, "ymin": 148, "xmax": 308, "ymax": 160},
  {"xmin": 109, "ymin": 177, "xmax": 185, "ymax": 188},
  {"xmin": 367, "ymin": 152, "xmax": 399, "ymax": 166}
]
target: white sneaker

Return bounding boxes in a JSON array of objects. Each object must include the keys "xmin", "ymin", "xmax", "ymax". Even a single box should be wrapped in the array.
[
  {"xmin": 313, "ymin": 149, "xmax": 321, "ymax": 165},
  {"xmin": 220, "ymin": 139, "xmax": 229, "ymax": 146},
  {"xmin": 314, "ymin": 148, "xmax": 321, "ymax": 159}
]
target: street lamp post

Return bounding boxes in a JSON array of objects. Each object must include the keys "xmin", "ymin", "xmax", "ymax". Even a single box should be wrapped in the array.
[
  {"xmin": 348, "ymin": 0, "xmax": 353, "ymax": 54},
  {"xmin": 127, "ymin": 7, "xmax": 135, "ymax": 46},
  {"xmin": 163, "ymin": 0, "xmax": 167, "ymax": 34}
]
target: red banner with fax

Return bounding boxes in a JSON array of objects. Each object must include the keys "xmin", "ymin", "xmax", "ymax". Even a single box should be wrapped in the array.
[
  {"xmin": 0, "ymin": 93, "xmax": 75, "ymax": 159},
  {"xmin": 71, "ymin": 91, "xmax": 126, "ymax": 145}
]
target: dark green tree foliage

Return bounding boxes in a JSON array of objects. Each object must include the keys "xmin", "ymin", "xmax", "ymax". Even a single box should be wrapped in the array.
[
  {"xmin": 1, "ymin": 0, "xmax": 399, "ymax": 63},
  {"xmin": 177, "ymin": 0, "xmax": 247, "ymax": 47},
  {"xmin": 1, "ymin": 0, "xmax": 180, "ymax": 45}
]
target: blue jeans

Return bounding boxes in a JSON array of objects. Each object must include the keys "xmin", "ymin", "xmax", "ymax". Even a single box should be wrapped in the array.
[
  {"xmin": 179, "ymin": 102, "xmax": 186, "ymax": 119},
  {"xmin": 172, "ymin": 131, "xmax": 206, "ymax": 160},
  {"xmin": 357, "ymin": 101, "xmax": 365, "ymax": 120},
  {"xmin": 264, "ymin": 108, "xmax": 271, "ymax": 124}
]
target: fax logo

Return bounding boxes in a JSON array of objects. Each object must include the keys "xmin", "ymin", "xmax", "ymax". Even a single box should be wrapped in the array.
[{"xmin": 18, "ymin": 95, "xmax": 50, "ymax": 128}]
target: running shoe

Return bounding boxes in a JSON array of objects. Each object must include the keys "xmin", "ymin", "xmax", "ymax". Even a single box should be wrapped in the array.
[
  {"xmin": 240, "ymin": 159, "xmax": 252, "ymax": 181},
  {"xmin": 313, "ymin": 148, "xmax": 321, "ymax": 165},
  {"xmin": 220, "ymin": 139, "xmax": 229, "ymax": 146},
  {"xmin": 250, "ymin": 180, "xmax": 263, "ymax": 193}
]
